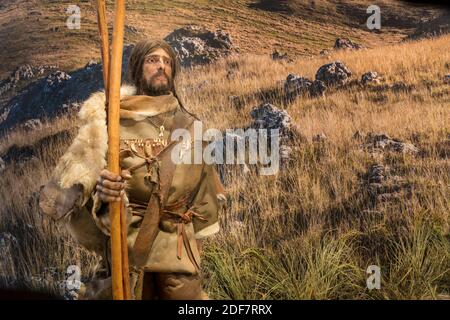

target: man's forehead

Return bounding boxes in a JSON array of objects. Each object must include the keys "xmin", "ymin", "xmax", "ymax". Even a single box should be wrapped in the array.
[{"xmin": 147, "ymin": 47, "xmax": 171, "ymax": 58}]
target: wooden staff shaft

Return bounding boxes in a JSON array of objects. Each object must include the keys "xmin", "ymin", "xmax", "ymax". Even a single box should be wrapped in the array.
[
  {"xmin": 96, "ymin": 0, "xmax": 110, "ymax": 100},
  {"xmin": 108, "ymin": 0, "xmax": 126, "ymax": 300},
  {"xmin": 121, "ymin": 201, "xmax": 131, "ymax": 299}
]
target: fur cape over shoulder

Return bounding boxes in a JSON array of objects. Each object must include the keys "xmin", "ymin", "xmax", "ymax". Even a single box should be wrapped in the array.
[{"xmin": 51, "ymin": 84, "xmax": 139, "ymax": 203}]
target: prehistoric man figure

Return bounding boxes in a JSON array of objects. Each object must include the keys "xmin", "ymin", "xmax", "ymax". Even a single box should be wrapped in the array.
[{"xmin": 39, "ymin": 39, "xmax": 226, "ymax": 299}]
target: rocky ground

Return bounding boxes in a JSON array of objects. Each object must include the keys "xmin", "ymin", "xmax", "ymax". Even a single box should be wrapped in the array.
[{"xmin": 0, "ymin": 1, "xmax": 449, "ymax": 300}]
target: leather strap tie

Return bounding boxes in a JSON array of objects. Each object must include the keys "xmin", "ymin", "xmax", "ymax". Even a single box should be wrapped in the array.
[{"xmin": 162, "ymin": 203, "xmax": 208, "ymax": 273}]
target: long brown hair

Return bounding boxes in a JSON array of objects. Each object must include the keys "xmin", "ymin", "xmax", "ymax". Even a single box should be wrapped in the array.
[{"xmin": 125, "ymin": 39, "xmax": 198, "ymax": 119}]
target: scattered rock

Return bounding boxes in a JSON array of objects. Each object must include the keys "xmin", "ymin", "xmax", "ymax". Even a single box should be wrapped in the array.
[
  {"xmin": 405, "ymin": 11, "xmax": 450, "ymax": 41},
  {"xmin": 334, "ymin": 38, "xmax": 363, "ymax": 50},
  {"xmin": 22, "ymin": 119, "xmax": 43, "ymax": 131},
  {"xmin": 164, "ymin": 25, "xmax": 237, "ymax": 68},
  {"xmin": 352, "ymin": 130, "xmax": 365, "ymax": 140},
  {"xmin": 279, "ymin": 145, "xmax": 293, "ymax": 163},
  {"xmin": 284, "ymin": 74, "xmax": 310, "ymax": 99},
  {"xmin": 84, "ymin": 60, "xmax": 97, "ymax": 71},
  {"xmin": 0, "ymin": 64, "xmax": 57, "ymax": 97},
  {"xmin": 367, "ymin": 164, "xmax": 388, "ymax": 184},
  {"xmin": 44, "ymin": 71, "xmax": 71, "ymax": 92},
  {"xmin": 315, "ymin": 61, "xmax": 352, "ymax": 87},
  {"xmin": 0, "ymin": 45, "xmax": 133, "ymax": 134},
  {"xmin": 11, "ymin": 64, "xmax": 34, "ymax": 82},
  {"xmin": 61, "ymin": 102, "xmax": 80, "ymax": 113},
  {"xmin": 249, "ymin": 102, "xmax": 296, "ymax": 139},
  {"xmin": 361, "ymin": 71, "xmax": 381, "ymax": 85},
  {"xmin": 226, "ymin": 69, "xmax": 236, "ymax": 80},
  {"xmin": 309, "ymin": 79, "xmax": 327, "ymax": 97},
  {"xmin": 319, "ymin": 49, "xmax": 330, "ymax": 56},
  {"xmin": 0, "ymin": 232, "xmax": 18, "ymax": 257},
  {"xmin": 390, "ymin": 141, "xmax": 419, "ymax": 154},
  {"xmin": 444, "ymin": 74, "xmax": 450, "ymax": 84},
  {"xmin": 124, "ymin": 25, "xmax": 139, "ymax": 35},
  {"xmin": 356, "ymin": 131, "xmax": 419, "ymax": 155},
  {"xmin": 248, "ymin": 0, "xmax": 293, "ymax": 13},
  {"xmin": 271, "ymin": 49, "xmax": 290, "ymax": 62},
  {"xmin": 250, "ymin": 102, "xmax": 302, "ymax": 164},
  {"xmin": 284, "ymin": 73, "xmax": 326, "ymax": 100},
  {"xmin": 364, "ymin": 163, "xmax": 410, "ymax": 203},
  {"xmin": 215, "ymin": 102, "xmax": 301, "ymax": 181}
]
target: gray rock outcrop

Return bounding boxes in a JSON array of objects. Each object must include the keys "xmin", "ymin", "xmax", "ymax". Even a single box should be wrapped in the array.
[
  {"xmin": 164, "ymin": 25, "xmax": 236, "ymax": 68},
  {"xmin": 315, "ymin": 61, "xmax": 352, "ymax": 87}
]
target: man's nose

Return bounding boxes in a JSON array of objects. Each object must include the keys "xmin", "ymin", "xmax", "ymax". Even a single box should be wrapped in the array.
[
  {"xmin": 155, "ymin": 58, "xmax": 166, "ymax": 68},
  {"xmin": 156, "ymin": 61, "xmax": 165, "ymax": 71}
]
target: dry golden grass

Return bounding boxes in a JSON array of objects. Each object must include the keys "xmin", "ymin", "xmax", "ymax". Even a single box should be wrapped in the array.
[
  {"xmin": 0, "ymin": 34, "xmax": 449, "ymax": 299},
  {"xmin": 181, "ymin": 34, "xmax": 450, "ymax": 299}
]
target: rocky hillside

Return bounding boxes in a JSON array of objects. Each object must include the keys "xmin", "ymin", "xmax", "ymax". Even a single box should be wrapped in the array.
[
  {"xmin": 0, "ymin": 1, "xmax": 448, "ymax": 135},
  {"xmin": 0, "ymin": 0, "xmax": 449, "ymax": 299},
  {"xmin": 0, "ymin": 0, "xmax": 447, "ymax": 78}
]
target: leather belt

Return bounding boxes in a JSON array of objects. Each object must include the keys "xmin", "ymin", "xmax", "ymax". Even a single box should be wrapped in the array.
[
  {"xmin": 161, "ymin": 201, "xmax": 208, "ymax": 273},
  {"xmin": 128, "ymin": 196, "xmax": 208, "ymax": 273}
]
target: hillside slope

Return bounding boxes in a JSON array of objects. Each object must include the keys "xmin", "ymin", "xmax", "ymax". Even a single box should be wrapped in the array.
[
  {"xmin": 0, "ymin": 0, "xmax": 447, "ymax": 79},
  {"xmin": 0, "ymin": 0, "xmax": 449, "ymax": 299}
]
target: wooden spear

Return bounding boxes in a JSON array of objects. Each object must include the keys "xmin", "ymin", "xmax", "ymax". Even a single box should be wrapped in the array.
[
  {"xmin": 96, "ymin": 0, "xmax": 130, "ymax": 300},
  {"xmin": 96, "ymin": 0, "xmax": 109, "ymax": 100}
]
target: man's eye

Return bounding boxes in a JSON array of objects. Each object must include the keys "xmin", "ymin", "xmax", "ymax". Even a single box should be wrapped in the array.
[{"xmin": 145, "ymin": 56, "xmax": 171, "ymax": 65}]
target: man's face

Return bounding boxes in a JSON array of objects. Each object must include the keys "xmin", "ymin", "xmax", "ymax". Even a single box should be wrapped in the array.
[{"xmin": 141, "ymin": 47, "xmax": 173, "ymax": 95}]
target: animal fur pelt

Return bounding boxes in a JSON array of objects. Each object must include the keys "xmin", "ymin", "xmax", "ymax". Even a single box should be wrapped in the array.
[{"xmin": 52, "ymin": 84, "xmax": 137, "ymax": 203}]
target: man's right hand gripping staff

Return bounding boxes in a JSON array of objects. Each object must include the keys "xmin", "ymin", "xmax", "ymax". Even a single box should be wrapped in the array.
[{"xmin": 96, "ymin": 169, "xmax": 130, "ymax": 203}]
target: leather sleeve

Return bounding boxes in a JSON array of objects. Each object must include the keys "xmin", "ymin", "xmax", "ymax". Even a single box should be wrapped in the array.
[{"xmin": 190, "ymin": 164, "xmax": 226, "ymax": 239}]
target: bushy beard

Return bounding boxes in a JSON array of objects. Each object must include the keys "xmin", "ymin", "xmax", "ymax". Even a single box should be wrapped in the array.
[{"xmin": 141, "ymin": 72, "xmax": 172, "ymax": 96}]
